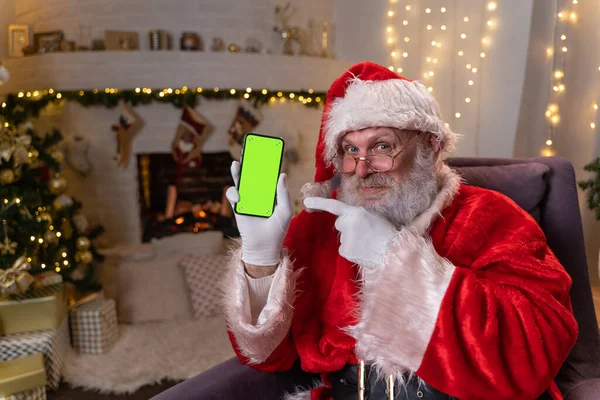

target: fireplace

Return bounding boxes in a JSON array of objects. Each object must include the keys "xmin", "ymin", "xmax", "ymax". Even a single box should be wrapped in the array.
[{"xmin": 136, "ymin": 152, "xmax": 238, "ymax": 242}]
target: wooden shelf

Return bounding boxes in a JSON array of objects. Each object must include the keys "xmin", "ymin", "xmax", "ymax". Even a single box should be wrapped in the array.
[{"xmin": 0, "ymin": 51, "xmax": 351, "ymax": 93}]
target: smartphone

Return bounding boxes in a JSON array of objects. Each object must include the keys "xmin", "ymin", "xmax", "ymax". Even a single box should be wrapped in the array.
[{"xmin": 235, "ymin": 133, "xmax": 285, "ymax": 218}]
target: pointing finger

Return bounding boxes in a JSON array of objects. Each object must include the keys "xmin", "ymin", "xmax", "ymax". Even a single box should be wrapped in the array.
[{"xmin": 303, "ymin": 197, "xmax": 351, "ymax": 217}]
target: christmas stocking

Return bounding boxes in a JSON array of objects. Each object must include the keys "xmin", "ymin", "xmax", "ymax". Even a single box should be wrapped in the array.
[
  {"xmin": 166, "ymin": 106, "xmax": 213, "ymax": 219},
  {"xmin": 227, "ymin": 100, "xmax": 263, "ymax": 159},
  {"xmin": 111, "ymin": 103, "xmax": 143, "ymax": 168},
  {"xmin": 171, "ymin": 105, "xmax": 213, "ymax": 171}
]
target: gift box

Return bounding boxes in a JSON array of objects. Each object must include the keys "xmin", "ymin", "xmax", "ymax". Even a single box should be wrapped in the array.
[
  {"xmin": 0, "ymin": 353, "xmax": 46, "ymax": 400},
  {"xmin": 0, "ymin": 284, "xmax": 68, "ymax": 336},
  {"xmin": 70, "ymin": 299, "xmax": 118, "ymax": 354},
  {"xmin": 0, "ymin": 318, "xmax": 70, "ymax": 390}
]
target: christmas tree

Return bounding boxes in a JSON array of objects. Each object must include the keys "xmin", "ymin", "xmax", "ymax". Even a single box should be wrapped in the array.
[
  {"xmin": 0, "ymin": 116, "xmax": 103, "ymax": 296},
  {"xmin": 579, "ymin": 157, "xmax": 600, "ymax": 220}
]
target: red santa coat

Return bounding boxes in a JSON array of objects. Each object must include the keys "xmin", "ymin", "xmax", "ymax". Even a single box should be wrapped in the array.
[{"xmin": 223, "ymin": 167, "xmax": 578, "ymax": 400}]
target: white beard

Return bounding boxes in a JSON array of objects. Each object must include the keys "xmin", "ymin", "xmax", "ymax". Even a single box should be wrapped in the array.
[{"xmin": 338, "ymin": 146, "xmax": 440, "ymax": 228}]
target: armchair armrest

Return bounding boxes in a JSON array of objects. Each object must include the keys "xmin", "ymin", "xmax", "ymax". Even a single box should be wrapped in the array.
[
  {"xmin": 151, "ymin": 357, "xmax": 319, "ymax": 400},
  {"xmin": 564, "ymin": 379, "xmax": 600, "ymax": 400}
]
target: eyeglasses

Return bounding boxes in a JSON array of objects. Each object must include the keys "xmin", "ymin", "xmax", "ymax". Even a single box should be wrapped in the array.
[{"xmin": 333, "ymin": 135, "xmax": 419, "ymax": 173}]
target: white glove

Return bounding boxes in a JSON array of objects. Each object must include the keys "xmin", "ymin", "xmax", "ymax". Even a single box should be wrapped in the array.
[
  {"xmin": 226, "ymin": 161, "xmax": 293, "ymax": 266},
  {"xmin": 303, "ymin": 197, "xmax": 397, "ymax": 269}
]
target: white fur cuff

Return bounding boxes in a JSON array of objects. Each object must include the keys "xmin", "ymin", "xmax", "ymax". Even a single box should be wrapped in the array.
[
  {"xmin": 222, "ymin": 247, "xmax": 300, "ymax": 364},
  {"xmin": 348, "ymin": 230, "xmax": 455, "ymax": 376}
]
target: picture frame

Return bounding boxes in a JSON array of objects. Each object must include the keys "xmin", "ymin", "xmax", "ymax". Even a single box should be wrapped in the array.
[
  {"xmin": 34, "ymin": 31, "xmax": 64, "ymax": 54},
  {"xmin": 105, "ymin": 30, "xmax": 140, "ymax": 51},
  {"xmin": 8, "ymin": 24, "xmax": 33, "ymax": 57}
]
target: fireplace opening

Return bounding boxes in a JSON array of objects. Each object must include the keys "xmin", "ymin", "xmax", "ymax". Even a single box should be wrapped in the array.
[{"xmin": 137, "ymin": 152, "xmax": 239, "ymax": 242}]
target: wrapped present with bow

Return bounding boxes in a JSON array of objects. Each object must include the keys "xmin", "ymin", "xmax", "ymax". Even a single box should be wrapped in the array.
[
  {"xmin": 0, "ymin": 353, "xmax": 47, "ymax": 400},
  {"xmin": 0, "ymin": 282, "xmax": 68, "ymax": 336},
  {"xmin": 0, "ymin": 126, "xmax": 34, "ymax": 167},
  {"xmin": 0, "ymin": 256, "xmax": 34, "ymax": 298}
]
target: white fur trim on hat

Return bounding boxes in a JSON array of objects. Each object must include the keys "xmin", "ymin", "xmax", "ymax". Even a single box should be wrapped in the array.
[{"xmin": 324, "ymin": 77, "xmax": 456, "ymax": 161}]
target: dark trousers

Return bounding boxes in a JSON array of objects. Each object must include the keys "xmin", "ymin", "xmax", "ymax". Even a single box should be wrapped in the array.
[{"xmin": 328, "ymin": 364, "xmax": 553, "ymax": 400}]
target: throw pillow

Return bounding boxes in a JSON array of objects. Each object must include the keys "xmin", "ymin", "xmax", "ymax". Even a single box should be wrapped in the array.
[
  {"xmin": 180, "ymin": 255, "xmax": 229, "ymax": 319},
  {"xmin": 152, "ymin": 231, "xmax": 223, "ymax": 259},
  {"xmin": 117, "ymin": 256, "xmax": 193, "ymax": 323}
]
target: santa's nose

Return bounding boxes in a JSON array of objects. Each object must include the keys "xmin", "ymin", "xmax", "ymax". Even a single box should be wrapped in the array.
[{"xmin": 354, "ymin": 159, "xmax": 372, "ymax": 178}]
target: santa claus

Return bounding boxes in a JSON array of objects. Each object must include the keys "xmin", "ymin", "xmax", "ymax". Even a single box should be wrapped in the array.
[{"xmin": 223, "ymin": 62, "xmax": 578, "ymax": 400}]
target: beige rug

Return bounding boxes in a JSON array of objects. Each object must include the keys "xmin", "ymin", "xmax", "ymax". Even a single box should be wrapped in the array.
[{"xmin": 63, "ymin": 315, "xmax": 235, "ymax": 394}]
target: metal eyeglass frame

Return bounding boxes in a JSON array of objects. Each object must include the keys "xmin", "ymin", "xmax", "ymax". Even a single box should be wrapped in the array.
[{"xmin": 331, "ymin": 134, "xmax": 420, "ymax": 173}]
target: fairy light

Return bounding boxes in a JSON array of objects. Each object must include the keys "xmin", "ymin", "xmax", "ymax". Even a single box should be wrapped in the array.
[{"xmin": 541, "ymin": 0, "xmax": 576, "ymax": 156}]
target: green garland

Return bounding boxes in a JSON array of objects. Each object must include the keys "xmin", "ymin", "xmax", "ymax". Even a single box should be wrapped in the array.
[
  {"xmin": 0, "ymin": 87, "xmax": 327, "ymax": 126},
  {"xmin": 579, "ymin": 157, "xmax": 600, "ymax": 220}
]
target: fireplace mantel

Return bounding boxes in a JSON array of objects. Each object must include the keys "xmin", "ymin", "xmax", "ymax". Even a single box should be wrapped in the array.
[{"xmin": 0, "ymin": 52, "xmax": 351, "ymax": 94}]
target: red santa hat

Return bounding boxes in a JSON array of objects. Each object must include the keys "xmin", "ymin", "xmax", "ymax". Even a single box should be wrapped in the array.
[{"xmin": 302, "ymin": 61, "xmax": 457, "ymax": 200}]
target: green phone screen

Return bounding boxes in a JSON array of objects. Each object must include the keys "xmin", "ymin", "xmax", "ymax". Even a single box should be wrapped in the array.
[{"xmin": 235, "ymin": 134, "xmax": 285, "ymax": 218}]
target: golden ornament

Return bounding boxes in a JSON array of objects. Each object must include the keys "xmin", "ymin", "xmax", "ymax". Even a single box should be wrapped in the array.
[
  {"xmin": 28, "ymin": 148, "xmax": 39, "ymax": 163},
  {"xmin": 0, "ymin": 169, "xmax": 15, "ymax": 185},
  {"xmin": 43, "ymin": 230, "xmax": 58, "ymax": 245},
  {"xmin": 36, "ymin": 211, "xmax": 53, "ymax": 224},
  {"xmin": 48, "ymin": 175, "xmax": 67, "ymax": 195},
  {"xmin": 75, "ymin": 236, "xmax": 91, "ymax": 251},
  {"xmin": 50, "ymin": 149, "xmax": 64, "ymax": 164},
  {"xmin": 75, "ymin": 250, "xmax": 93, "ymax": 265}
]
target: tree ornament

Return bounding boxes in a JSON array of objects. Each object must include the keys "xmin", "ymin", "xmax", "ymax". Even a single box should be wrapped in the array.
[
  {"xmin": 65, "ymin": 135, "xmax": 92, "ymax": 177},
  {"xmin": 0, "ymin": 237, "xmax": 17, "ymax": 255},
  {"xmin": 50, "ymin": 148, "xmax": 65, "ymax": 164},
  {"xmin": 75, "ymin": 236, "xmax": 91, "ymax": 251},
  {"xmin": 28, "ymin": 148, "xmax": 39, "ymax": 163},
  {"xmin": 12, "ymin": 144, "xmax": 31, "ymax": 166},
  {"xmin": 53, "ymin": 194, "xmax": 74, "ymax": 210},
  {"xmin": 43, "ymin": 230, "xmax": 58, "ymax": 245},
  {"xmin": 72, "ymin": 211, "xmax": 89, "ymax": 233},
  {"xmin": 71, "ymin": 265, "xmax": 87, "ymax": 281},
  {"xmin": 0, "ymin": 169, "xmax": 15, "ymax": 185},
  {"xmin": 75, "ymin": 250, "xmax": 93, "ymax": 265},
  {"xmin": 48, "ymin": 174, "xmax": 68, "ymax": 195},
  {"xmin": 36, "ymin": 211, "xmax": 52, "ymax": 224}
]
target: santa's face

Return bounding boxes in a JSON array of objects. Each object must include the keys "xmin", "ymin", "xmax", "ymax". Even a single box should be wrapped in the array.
[{"xmin": 338, "ymin": 127, "xmax": 440, "ymax": 227}]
